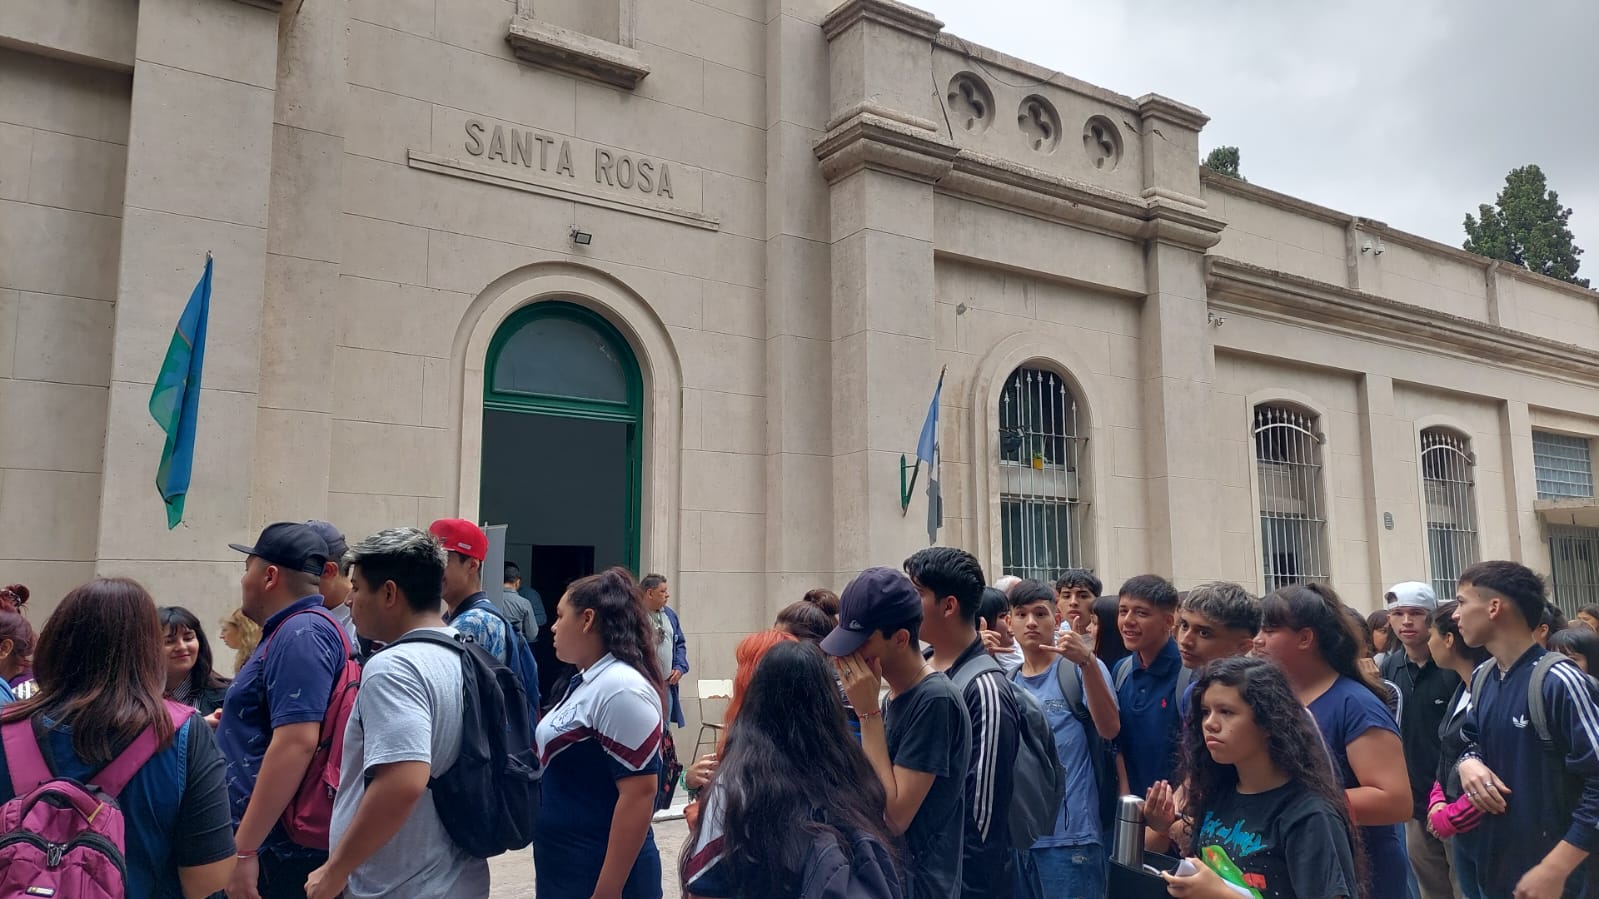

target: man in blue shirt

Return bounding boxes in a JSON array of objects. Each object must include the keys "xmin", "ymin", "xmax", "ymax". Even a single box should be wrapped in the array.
[
  {"xmin": 1455, "ymin": 560, "xmax": 1599, "ymax": 899},
  {"xmin": 1007, "ymin": 580, "xmax": 1119, "ymax": 899},
  {"xmin": 1110, "ymin": 574, "xmax": 1181, "ymax": 797},
  {"xmin": 218, "ymin": 522, "xmax": 347, "ymax": 899}
]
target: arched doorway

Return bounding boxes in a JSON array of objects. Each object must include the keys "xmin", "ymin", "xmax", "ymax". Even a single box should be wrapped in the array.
[{"xmin": 480, "ymin": 301, "xmax": 643, "ymax": 690}]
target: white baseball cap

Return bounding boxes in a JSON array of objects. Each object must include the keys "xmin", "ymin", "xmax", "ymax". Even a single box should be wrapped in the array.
[{"xmin": 1384, "ymin": 581, "xmax": 1437, "ymax": 612}]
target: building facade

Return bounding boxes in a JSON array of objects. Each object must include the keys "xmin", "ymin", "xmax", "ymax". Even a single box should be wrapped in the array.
[{"xmin": 5, "ymin": 0, "xmax": 1599, "ymax": 713}]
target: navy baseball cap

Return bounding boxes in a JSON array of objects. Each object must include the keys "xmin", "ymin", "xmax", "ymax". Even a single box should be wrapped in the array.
[
  {"xmin": 820, "ymin": 567, "xmax": 924, "ymax": 657},
  {"xmin": 229, "ymin": 522, "xmax": 331, "ymax": 575},
  {"xmin": 303, "ymin": 520, "xmax": 348, "ymax": 563}
]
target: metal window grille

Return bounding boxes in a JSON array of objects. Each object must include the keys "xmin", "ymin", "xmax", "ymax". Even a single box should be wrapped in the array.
[
  {"xmin": 999, "ymin": 367, "xmax": 1088, "ymax": 581},
  {"xmin": 1253, "ymin": 405, "xmax": 1329, "ymax": 591},
  {"xmin": 1421, "ymin": 428, "xmax": 1479, "ymax": 599},
  {"xmin": 1550, "ymin": 526, "xmax": 1599, "ymax": 614},
  {"xmin": 1534, "ymin": 431, "xmax": 1594, "ymax": 499}
]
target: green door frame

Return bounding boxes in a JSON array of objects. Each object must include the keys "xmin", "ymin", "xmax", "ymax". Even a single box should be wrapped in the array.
[{"xmin": 483, "ymin": 301, "xmax": 643, "ymax": 573}]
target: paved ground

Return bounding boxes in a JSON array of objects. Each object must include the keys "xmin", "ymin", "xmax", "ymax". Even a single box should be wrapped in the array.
[{"xmin": 489, "ymin": 809, "xmax": 689, "ymax": 899}]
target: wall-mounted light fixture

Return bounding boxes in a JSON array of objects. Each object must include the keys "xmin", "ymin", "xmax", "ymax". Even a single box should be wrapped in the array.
[{"xmin": 570, "ymin": 227, "xmax": 593, "ymax": 246}]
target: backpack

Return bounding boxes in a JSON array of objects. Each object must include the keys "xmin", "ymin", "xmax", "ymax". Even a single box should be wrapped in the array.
[
  {"xmin": 258, "ymin": 606, "xmax": 362, "ymax": 850},
  {"xmin": 798, "ymin": 817, "xmax": 905, "ymax": 899},
  {"xmin": 461, "ymin": 596, "xmax": 543, "ymax": 722},
  {"xmin": 388, "ymin": 629, "xmax": 539, "ymax": 857},
  {"xmin": 1469, "ymin": 651, "xmax": 1574, "ymax": 755},
  {"xmin": 949, "ymin": 654, "xmax": 1064, "ymax": 850},
  {"xmin": 1029, "ymin": 659, "xmax": 1120, "ymax": 833},
  {"xmin": 0, "ymin": 700, "xmax": 193, "ymax": 899}
]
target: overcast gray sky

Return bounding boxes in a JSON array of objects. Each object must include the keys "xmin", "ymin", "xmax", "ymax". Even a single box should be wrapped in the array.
[{"xmin": 934, "ymin": 0, "xmax": 1599, "ymax": 268}]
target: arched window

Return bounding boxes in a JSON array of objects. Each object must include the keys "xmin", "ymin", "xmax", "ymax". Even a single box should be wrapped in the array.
[
  {"xmin": 1254, "ymin": 404, "xmax": 1328, "ymax": 591},
  {"xmin": 1421, "ymin": 428, "xmax": 1479, "ymax": 598},
  {"xmin": 999, "ymin": 366, "xmax": 1088, "ymax": 581}
]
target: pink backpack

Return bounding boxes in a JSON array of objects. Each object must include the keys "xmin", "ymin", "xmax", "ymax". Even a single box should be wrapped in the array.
[
  {"xmin": 0, "ymin": 700, "xmax": 192, "ymax": 899},
  {"xmin": 257, "ymin": 607, "xmax": 361, "ymax": 850}
]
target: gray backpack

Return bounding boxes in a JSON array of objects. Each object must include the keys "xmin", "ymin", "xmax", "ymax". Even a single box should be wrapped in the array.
[{"xmin": 950, "ymin": 654, "xmax": 1064, "ymax": 849}]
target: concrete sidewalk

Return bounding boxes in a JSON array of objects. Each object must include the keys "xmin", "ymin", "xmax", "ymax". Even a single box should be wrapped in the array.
[{"xmin": 488, "ymin": 798, "xmax": 692, "ymax": 898}]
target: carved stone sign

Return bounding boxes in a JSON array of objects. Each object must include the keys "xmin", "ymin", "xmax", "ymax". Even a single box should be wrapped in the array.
[
  {"xmin": 406, "ymin": 112, "xmax": 718, "ymax": 231},
  {"xmin": 463, "ymin": 120, "xmax": 675, "ymax": 200}
]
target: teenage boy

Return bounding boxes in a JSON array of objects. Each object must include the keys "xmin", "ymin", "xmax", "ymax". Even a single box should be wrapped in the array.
[
  {"xmin": 306, "ymin": 528, "xmax": 488, "ymax": 899},
  {"xmin": 978, "ymin": 586, "xmax": 1024, "ymax": 675},
  {"xmin": 1111, "ymin": 574, "xmax": 1181, "ymax": 797},
  {"xmin": 1455, "ymin": 561, "xmax": 1599, "ymax": 899},
  {"xmin": 429, "ymin": 519, "xmax": 512, "ymax": 664},
  {"xmin": 1055, "ymin": 569, "xmax": 1102, "ymax": 634},
  {"xmin": 827, "ymin": 567, "xmax": 972, "ymax": 899},
  {"xmin": 1007, "ymin": 580, "xmax": 1119, "ymax": 899},
  {"xmin": 907, "ymin": 547, "xmax": 1022, "ymax": 899},
  {"xmin": 1378, "ymin": 582, "xmax": 1461, "ymax": 899},
  {"xmin": 1174, "ymin": 582, "xmax": 1260, "ymax": 716},
  {"xmin": 218, "ymin": 522, "xmax": 343, "ymax": 899}
]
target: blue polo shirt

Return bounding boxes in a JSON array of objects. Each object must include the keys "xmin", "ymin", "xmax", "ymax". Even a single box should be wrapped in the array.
[
  {"xmin": 216, "ymin": 595, "xmax": 346, "ymax": 855},
  {"xmin": 1114, "ymin": 637, "xmax": 1182, "ymax": 796}
]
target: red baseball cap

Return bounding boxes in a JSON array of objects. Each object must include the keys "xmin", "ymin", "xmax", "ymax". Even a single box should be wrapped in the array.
[{"xmin": 429, "ymin": 518, "xmax": 487, "ymax": 561}]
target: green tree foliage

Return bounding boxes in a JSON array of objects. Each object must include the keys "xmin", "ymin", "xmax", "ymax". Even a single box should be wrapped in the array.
[
  {"xmin": 1203, "ymin": 146, "xmax": 1244, "ymax": 181},
  {"xmin": 1464, "ymin": 164, "xmax": 1588, "ymax": 288}
]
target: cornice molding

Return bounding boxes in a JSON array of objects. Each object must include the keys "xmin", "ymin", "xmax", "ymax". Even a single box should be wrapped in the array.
[
  {"xmin": 506, "ymin": 17, "xmax": 650, "ymax": 89},
  {"xmin": 233, "ymin": 0, "xmax": 283, "ymax": 10},
  {"xmin": 822, "ymin": 0, "xmax": 944, "ymax": 42},
  {"xmin": 1206, "ymin": 256, "xmax": 1599, "ymax": 384},
  {"xmin": 1136, "ymin": 93, "xmax": 1209, "ymax": 131},
  {"xmin": 814, "ymin": 115, "xmax": 1225, "ymax": 252},
  {"xmin": 813, "ymin": 112, "xmax": 959, "ymax": 184}
]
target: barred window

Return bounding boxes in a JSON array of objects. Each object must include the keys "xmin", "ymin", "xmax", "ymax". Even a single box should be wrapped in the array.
[
  {"xmin": 1254, "ymin": 404, "xmax": 1329, "ymax": 592},
  {"xmin": 999, "ymin": 367, "xmax": 1088, "ymax": 581},
  {"xmin": 1534, "ymin": 431, "xmax": 1594, "ymax": 499},
  {"xmin": 1421, "ymin": 428, "xmax": 1479, "ymax": 598},
  {"xmin": 1551, "ymin": 526, "xmax": 1599, "ymax": 614}
]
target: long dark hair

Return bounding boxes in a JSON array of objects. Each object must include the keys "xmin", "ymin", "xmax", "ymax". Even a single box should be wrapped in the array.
[
  {"xmin": 1092, "ymin": 595, "xmax": 1130, "ymax": 668},
  {"xmin": 1179, "ymin": 657, "xmax": 1366, "ymax": 889},
  {"xmin": 682, "ymin": 641, "xmax": 894, "ymax": 896},
  {"xmin": 158, "ymin": 606, "xmax": 230, "ymax": 693},
  {"xmin": 566, "ymin": 567, "xmax": 666, "ymax": 698},
  {"xmin": 2, "ymin": 578, "xmax": 177, "ymax": 762},
  {"xmin": 1551, "ymin": 626, "xmax": 1599, "ymax": 674},
  {"xmin": 1261, "ymin": 583, "xmax": 1388, "ymax": 703},
  {"xmin": 1432, "ymin": 600, "xmax": 1490, "ymax": 670},
  {"xmin": 774, "ymin": 601, "xmax": 833, "ymax": 644}
]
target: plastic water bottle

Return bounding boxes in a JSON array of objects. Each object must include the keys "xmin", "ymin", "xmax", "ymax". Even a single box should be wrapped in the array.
[{"xmin": 1055, "ymin": 618, "xmax": 1073, "ymax": 642}]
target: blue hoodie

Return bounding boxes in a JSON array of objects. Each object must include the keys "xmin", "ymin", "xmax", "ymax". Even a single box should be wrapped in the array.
[{"xmin": 1462, "ymin": 644, "xmax": 1599, "ymax": 896}]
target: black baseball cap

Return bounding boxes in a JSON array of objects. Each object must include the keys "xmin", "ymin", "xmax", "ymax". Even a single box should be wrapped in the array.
[
  {"xmin": 229, "ymin": 522, "xmax": 331, "ymax": 575},
  {"xmin": 303, "ymin": 520, "xmax": 348, "ymax": 564},
  {"xmin": 820, "ymin": 567, "xmax": 924, "ymax": 657}
]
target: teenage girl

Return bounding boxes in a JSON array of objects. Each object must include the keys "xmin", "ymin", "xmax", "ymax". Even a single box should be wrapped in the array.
[
  {"xmin": 1252, "ymin": 583, "xmax": 1411, "ymax": 899},
  {"xmin": 1144, "ymin": 656, "xmax": 1361, "ymax": 899}
]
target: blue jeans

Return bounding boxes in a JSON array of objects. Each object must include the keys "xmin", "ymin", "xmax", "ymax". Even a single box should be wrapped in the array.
[
  {"xmin": 1015, "ymin": 842, "xmax": 1106, "ymax": 899},
  {"xmin": 1452, "ymin": 831, "xmax": 1485, "ymax": 899}
]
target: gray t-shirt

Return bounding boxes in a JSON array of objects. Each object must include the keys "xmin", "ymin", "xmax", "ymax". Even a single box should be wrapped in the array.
[{"xmin": 330, "ymin": 626, "xmax": 489, "ymax": 899}]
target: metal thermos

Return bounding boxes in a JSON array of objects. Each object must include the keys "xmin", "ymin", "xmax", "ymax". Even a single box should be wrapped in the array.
[{"xmin": 1111, "ymin": 795, "xmax": 1146, "ymax": 867}]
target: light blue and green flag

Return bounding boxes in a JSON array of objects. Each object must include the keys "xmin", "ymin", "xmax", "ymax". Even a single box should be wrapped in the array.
[{"xmin": 148, "ymin": 256, "xmax": 212, "ymax": 529}]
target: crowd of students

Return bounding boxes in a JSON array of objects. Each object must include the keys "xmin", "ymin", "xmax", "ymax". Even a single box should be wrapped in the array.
[{"xmin": 3, "ymin": 523, "xmax": 1599, "ymax": 899}]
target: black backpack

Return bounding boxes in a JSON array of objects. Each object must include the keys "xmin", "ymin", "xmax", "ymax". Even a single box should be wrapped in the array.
[
  {"xmin": 799, "ymin": 817, "xmax": 905, "ymax": 899},
  {"xmin": 1020, "ymin": 660, "xmax": 1121, "ymax": 833},
  {"xmin": 389, "ymin": 629, "xmax": 540, "ymax": 857}
]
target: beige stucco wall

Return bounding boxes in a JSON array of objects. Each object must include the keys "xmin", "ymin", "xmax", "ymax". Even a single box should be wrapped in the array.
[
  {"xmin": 0, "ymin": 46, "xmax": 130, "ymax": 605},
  {"xmin": 3, "ymin": 0, "xmax": 1599, "ymax": 713}
]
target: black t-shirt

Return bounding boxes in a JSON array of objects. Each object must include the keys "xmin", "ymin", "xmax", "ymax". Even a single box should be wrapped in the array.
[
  {"xmin": 1193, "ymin": 781, "xmax": 1357, "ymax": 899},
  {"xmin": 1380, "ymin": 652, "xmax": 1461, "ymax": 818},
  {"xmin": 886, "ymin": 672, "xmax": 972, "ymax": 899}
]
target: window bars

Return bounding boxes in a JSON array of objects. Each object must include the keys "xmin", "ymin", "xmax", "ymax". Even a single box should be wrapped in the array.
[
  {"xmin": 1550, "ymin": 526, "xmax": 1599, "ymax": 615},
  {"xmin": 1421, "ymin": 429, "xmax": 1479, "ymax": 599},
  {"xmin": 1254, "ymin": 405, "xmax": 1329, "ymax": 592},
  {"xmin": 999, "ymin": 367, "xmax": 1087, "ymax": 582},
  {"xmin": 1533, "ymin": 431, "xmax": 1595, "ymax": 499}
]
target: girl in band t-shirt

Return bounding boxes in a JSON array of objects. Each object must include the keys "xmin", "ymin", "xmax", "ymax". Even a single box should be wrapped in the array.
[
  {"xmin": 1145, "ymin": 657, "xmax": 1359, "ymax": 899},
  {"xmin": 534, "ymin": 568, "xmax": 669, "ymax": 899}
]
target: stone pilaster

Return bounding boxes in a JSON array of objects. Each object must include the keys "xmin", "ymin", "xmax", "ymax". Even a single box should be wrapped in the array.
[
  {"xmin": 96, "ymin": 0, "xmax": 280, "ymax": 607},
  {"xmin": 816, "ymin": 0, "xmax": 957, "ymax": 575}
]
